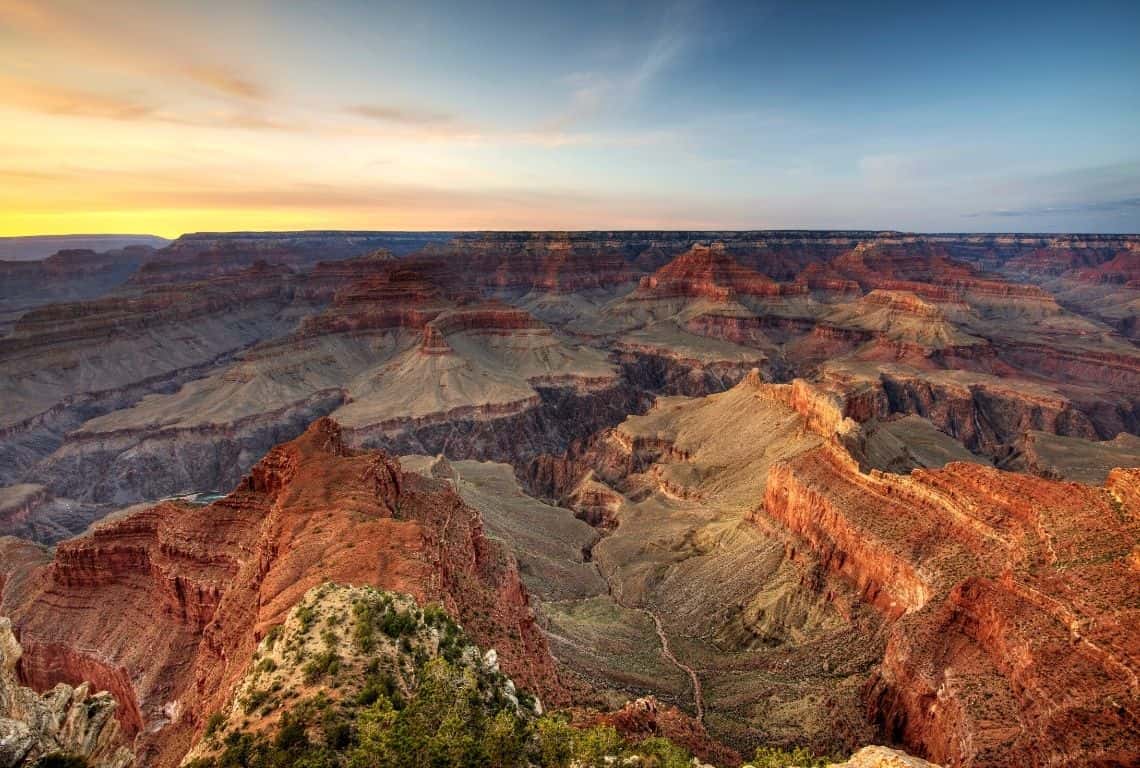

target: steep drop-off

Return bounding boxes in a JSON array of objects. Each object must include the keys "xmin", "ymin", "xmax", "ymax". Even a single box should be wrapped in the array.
[{"xmin": 1, "ymin": 418, "xmax": 559, "ymax": 767}]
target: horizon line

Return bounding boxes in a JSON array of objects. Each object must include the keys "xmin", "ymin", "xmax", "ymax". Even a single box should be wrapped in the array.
[{"xmin": 5, "ymin": 228, "xmax": 1140, "ymax": 239}]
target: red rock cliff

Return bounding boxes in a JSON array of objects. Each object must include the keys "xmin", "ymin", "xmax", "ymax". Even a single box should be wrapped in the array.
[
  {"xmin": 1, "ymin": 418, "xmax": 561, "ymax": 767},
  {"xmin": 758, "ymin": 448, "xmax": 1140, "ymax": 766}
]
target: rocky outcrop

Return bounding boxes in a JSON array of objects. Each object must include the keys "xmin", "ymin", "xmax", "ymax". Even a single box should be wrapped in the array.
[
  {"xmin": 579, "ymin": 696, "xmax": 742, "ymax": 766},
  {"xmin": 36, "ymin": 390, "xmax": 347, "ymax": 505},
  {"xmin": 353, "ymin": 378, "xmax": 646, "ymax": 468},
  {"xmin": 8, "ymin": 231, "xmax": 1140, "ymax": 541},
  {"xmin": 760, "ymin": 445, "xmax": 1140, "ymax": 766},
  {"xmin": 616, "ymin": 345, "xmax": 766, "ymax": 396},
  {"xmin": 0, "ymin": 617, "xmax": 132, "ymax": 767},
  {"xmin": 760, "ymin": 445, "xmax": 932, "ymax": 619},
  {"xmin": 526, "ymin": 373, "xmax": 1137, "ymax": 766},
  {"xmin": 815, "ymin": 365, "xmax": 1134, "ymax": 459},
  {"xmin": 811, "ymin": 241, "xmax": 1049, "ymax": 304},
  {"xmin": 180, "ymin": 583, "xmax": 539, "ymax": 765},
  {"xmin": 0, "ymin": 262, "xmax": 304, "ymax": 491},
  {"xmin": 12, "ymin": 253, "xmax": 633, "ymax": 511},
  {"xmin": 0, "ymin": 484, "xmax": 104, "ymax": 545},
  {"xmin": 1, "ymin": 419, "xmax": 560, "ymax": 767},
  {"xmin": 633, "ymin": 243, "xmax": 804, "ymax": 300},
  {"xmin": 826, "ymin": 746, "xmax": 942, "ymax": 768}
]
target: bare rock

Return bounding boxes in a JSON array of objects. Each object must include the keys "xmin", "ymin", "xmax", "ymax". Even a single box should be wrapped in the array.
[{"xmin": 0, "ymin": 617, "xmax": 132, "ymax": 767}]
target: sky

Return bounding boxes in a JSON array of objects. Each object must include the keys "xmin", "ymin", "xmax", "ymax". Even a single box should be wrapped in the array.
[{"xmin": 0, "ymin": 0, "xmax": 1138, "ymax": 237}]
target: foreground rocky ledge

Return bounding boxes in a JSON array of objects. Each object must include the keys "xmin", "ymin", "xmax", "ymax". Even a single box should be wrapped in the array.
[{"xmin": 0, "ymin": 617, "xmax": 132, "ymax": 767}]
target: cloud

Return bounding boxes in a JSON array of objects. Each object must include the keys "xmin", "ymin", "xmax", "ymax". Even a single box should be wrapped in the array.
[
  {"xmin": 964, "ymin": 162, "xmax": 1140, "ymax": 221},
  {"xmin": 545, "ymin": 0, "xmax": 698, "ymax": 130},
  {"xmin": 0, "ymin": 167, "xmax": 69, "ymax": 181},
  {"xmin": 0, "ymin": 0, "xmax": 268, "ymax": 102},
  {"xmin": 181, "ymin": 65, "xmax": 267, "ymax": 102},
  {"xmin": 0, "ymin": 73, "xmax": 305, "ymax": 132},
  {"xmin": 0, "ymin": 162, "xmax": 608, "ymax": 220},
  {"xmin": 966, "ymin": 197, "xmax": 1140, "ymax": 218},
  {"xmin": 0, "ymin": 76, "xmax": 157, "ymax": 120},
  {"xmin": 346, "ymin": 104, "xmax": 457, "ymax": 126}
]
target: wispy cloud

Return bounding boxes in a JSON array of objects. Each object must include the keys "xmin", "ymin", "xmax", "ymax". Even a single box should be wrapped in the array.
[
  {"xmin": 0, "ymin": 76, "xmax": 157, "ymax": 120},
  {"xmin": 964, "ymin": 162, "xmax": 1140, "ymax": 221},
  {"xmin": 966, "ymin": 197, "xmax": 1140, "ymax": 218},
  {"xmin": 0, "ymin": 74, "xmax": 302, "ymax": 132},
  {"xmin": 0, "ymin": 0, "xmax": 268, "ymax": 102},
  {"xmin": 545, "ymin": 0, "xmax": 699, "ymax": 130},
  {"xmin": 346, "ymin": 103, "xmax": 457, "ymax": 126},
  {"xmin": 181, "ymin": 65, "xmax": 267, "ymax": 102}
]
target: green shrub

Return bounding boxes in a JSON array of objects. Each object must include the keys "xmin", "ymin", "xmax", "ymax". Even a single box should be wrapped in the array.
[
  {"xmin": 241, "ymin": 688, "xmax": 270, "ymax": 715},
  {"xmin": 633, "ymin": 736, "xmax": 692, "ymax": 768},
  {"xmin": 571, "ymin": 725, "xmax": 623, "ymax": 768},
  {"xmin": 535, "ymin": 715, "xmax": 575, "ymax": 768},
  {"xmin": 379, "ymin": 608, "xmax": 417, "ymax": 638},
  {"xmin": 302, "ymin": 649, "xmax": 340, "ymax": 683},
  {"xmin": 188, "ymin": 598, "xmax": 698, "ymax": 768},
  {"xmin": 753, "ymin": 745, "xmax": 833, "ymax": 768},
  {"xmin": 296, "ymin": 604, "xmax": 317, "ymax": 633},
  {"xmin": 204, "ymin": 711, "xmax": 227, "ymax": 738},
  {"xmin": 264, "ymin": 625, "xmax": 283, "ymax": 650}
]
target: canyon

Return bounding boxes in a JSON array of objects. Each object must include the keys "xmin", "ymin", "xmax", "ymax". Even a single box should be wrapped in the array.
[{"xmin": 1, "ymin": 231, "xmax": 1138, "ymax": 767}]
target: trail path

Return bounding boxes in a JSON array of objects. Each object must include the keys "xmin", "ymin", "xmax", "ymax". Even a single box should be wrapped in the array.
[
  {"xmin": 640, "ymin": 605, "xmax": 705, "ymax": 722},
  {"xmin": 604, "ymin": 566, "xmax": 705, "ymax": 722}
]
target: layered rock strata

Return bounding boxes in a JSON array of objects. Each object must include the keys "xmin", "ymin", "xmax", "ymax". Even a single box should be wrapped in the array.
[{"xmin": 1, "ymin": 419, "xmax": 559, "ymax": 767}]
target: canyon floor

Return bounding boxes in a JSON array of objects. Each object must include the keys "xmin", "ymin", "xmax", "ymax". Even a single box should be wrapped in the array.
[{"xmin": 1, "ymin": 231, "xmax": 1138, "ymax": 767}]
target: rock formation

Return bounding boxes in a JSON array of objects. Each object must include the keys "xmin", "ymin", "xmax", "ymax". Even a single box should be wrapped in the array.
[
  {"xmin": 826, "ymin": 746, "xmax": 942, "ymax": 768},
  {"xmin": 5, "ymin": 232, "xmax": 1139, "ymax": 539},
  {"xmin": 1, "ymin": 419, "xmax": 559, "ymax": 767},
  {"xmin": 0, "ymin": 617, "xmax": 132, "ymax": 767},
  {"xmin": 578, "ymin": 696, "xmax": 742, "ymax": 766},
  {"xmin": 524, "ymin": 374, "xmax": 1139, "ymax": 765}
]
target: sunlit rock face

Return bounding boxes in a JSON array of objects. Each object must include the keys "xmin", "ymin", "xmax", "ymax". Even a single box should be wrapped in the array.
[{"xmin": 523, "ymin": 373, "xmax": 1139, "ymax": 766}]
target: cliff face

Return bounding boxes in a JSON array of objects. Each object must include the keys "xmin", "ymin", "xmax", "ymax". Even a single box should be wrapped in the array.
[
  {"xmin": 0, "ymin": 262, "xmax": 305, "ymax": 501},
  {"xmin": 524, "ymin": 373, "xmax": 1138, "ymax": 766},
  {"xmin": 127, "ymin": 231, "xmax": 448, "ymax": 285},
  {"xmin": 423, "ymin": 232, "xmax": 639, "ymax": 293},
  {"xmin": 0, "ymin": 617, "xmax": 133, "ymax": 768},
  {"xmin": 632, "ymin": 243, "xmax": 802, "ymax": 300},
  {"xmin": 1, "ymin": 419, "xmax": 559, "ymax": 767},
  {"xmin": 2, "ymin": 231, "xmax": 1139, "ymax": 768},
  {"xmin": 12, "ymin": 252, "xmax": 636, "ymax": 510},
  {"xmin": 6, "ymin": 232, "xmax": 1140, "ymax": 542},
  {"xmin": 0, "ymin": 246, "xmax": 153, "ymax": 306},
  {"xmin": 761, "ymin": 445, "xmax": 1140, "ymax": 766}
]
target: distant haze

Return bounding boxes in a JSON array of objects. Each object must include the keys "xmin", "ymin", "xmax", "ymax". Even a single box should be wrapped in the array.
[{"xmin": 0, "ymin": 235, "xmax": 169, "ymax": 261}]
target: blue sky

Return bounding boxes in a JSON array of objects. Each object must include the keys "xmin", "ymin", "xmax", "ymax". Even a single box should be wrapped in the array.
[{"xmin": 1, "ymin": 0, "xmax": 1137, "ymax": 235}]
